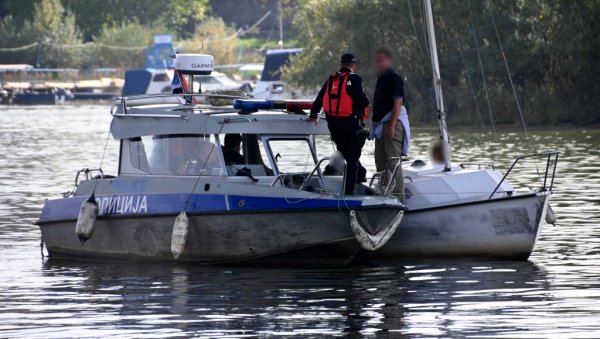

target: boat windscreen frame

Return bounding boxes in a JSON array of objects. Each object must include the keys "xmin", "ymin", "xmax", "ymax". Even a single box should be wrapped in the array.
[
  {"xmin": 261, "ymin": 135, "xmax": 318, "ymax": 176},
  {"xmin": 119, "ymin": 133, "xmax": 227, "ymax": 176}
]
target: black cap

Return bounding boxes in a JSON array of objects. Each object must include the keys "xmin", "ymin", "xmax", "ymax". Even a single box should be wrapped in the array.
[{"xmin": 340, "ymin": 53, "xmax": 357, "ymax": 64}]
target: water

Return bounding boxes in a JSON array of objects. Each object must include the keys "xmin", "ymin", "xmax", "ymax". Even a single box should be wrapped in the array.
[{"xmin": 1, "ymin": 105, "xmax": 599, "ymax": 338}]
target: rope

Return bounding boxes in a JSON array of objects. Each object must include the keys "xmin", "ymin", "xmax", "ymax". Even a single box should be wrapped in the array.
[
  {"xmin": 0, "ymin": 42, "xmax": 39, "ymax": 51},
  {"xmin": 0, "ymin": 41, "xmax": 147, "ymax": 52},
  {"xmin": 489, "ymin": 9, "xmax": 528, "ymax": 137},
  {"xmin": 469, "ymin": 8, "xmax": 496, "ymax": 135},
  {"xmin": 182, "ymin": 126, "xmax": 225, "ymax": 212},
  {"xmin": 91, "ymin": 129, "xmax": 112, "ymax": 194}
]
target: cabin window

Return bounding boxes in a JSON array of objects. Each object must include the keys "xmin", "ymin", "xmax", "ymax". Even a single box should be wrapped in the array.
[
  {"xmin": 128, "ymin": 134, "xmax": 225, "ymax": 176},
  {"xmin": 220, "ymin": 134, "xmax": 273, "ymax": 176},
  {"xmin": 267, "ymin": 139, "xmax": 316, "ymax": 174},
  {"xmin": 152, "ymin": 73, "xmax": 169, "ymax": 82}
]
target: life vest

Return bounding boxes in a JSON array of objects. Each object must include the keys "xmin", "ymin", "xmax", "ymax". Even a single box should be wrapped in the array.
[{"xmin": 323, "ymin": 71, "xmax": 368, "ymax": 120}]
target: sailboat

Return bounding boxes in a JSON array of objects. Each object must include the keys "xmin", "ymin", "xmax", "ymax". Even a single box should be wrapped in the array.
[{"xmin": 368, "ymin": 0, "xmax": 558, "ymax": 260}]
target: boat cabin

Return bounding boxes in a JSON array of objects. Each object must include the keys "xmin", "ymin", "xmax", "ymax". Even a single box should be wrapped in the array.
[
  {"xmin": 113, "ymin": 105, "xmax": 350, "ymax": 194},
  {"xmin": 109, "ymin": 53, "xmax": 357, "ymax": 195}
]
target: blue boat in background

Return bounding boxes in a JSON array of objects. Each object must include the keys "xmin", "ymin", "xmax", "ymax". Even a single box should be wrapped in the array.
[{"xmin": 12, "ymin": 87, "xmax": 74, "ymax": 105}]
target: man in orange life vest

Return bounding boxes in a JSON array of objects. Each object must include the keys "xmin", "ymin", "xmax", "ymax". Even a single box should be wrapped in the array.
[{"xmin": 309, "ymin": 53, "xmax": 370, "ymax": 195}]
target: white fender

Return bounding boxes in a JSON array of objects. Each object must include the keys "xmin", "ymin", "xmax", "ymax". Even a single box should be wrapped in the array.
[
  {"xmin": 75, "ymin": 194, "xmax": 99, "ymax": 244},
  {"xmin": 545, "ymin": 203, "xmax": 557, "ymax": 225},
  {"xmin": 350, "ymin": 209, "xmax": 404, "ymax": 251},
  {"xmin": 171, "ymin": 211, "xmax": 189, "ymax": 259}
]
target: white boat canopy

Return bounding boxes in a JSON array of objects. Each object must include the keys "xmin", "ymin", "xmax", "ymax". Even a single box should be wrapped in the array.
[{"xmin": 109, "ymin": 105, "xmax": 330, "ymax": 139}]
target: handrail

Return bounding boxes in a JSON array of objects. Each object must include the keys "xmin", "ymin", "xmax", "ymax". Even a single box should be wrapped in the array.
[
  {"xmin": 369, "ymin": 157, "xmax": 401, "ymax": 195},
  {"xmin": 114, "ymin": 93, "xmax": 248, "ymax": 103},
  {"xmin": 74, "ymin": 168, "xmax": 104, "ymax": 187},
  {"xmin": 111, "ymin": 93, "xmax": 249, "ymax": 116},
  {"xmin": 488, "ymin": 150, "xmax": 559, "ymax": 199},
  {"xmin": 112, "ymin": 113, "xmax": 189, "ymax": 120},
  {"xmin": 269, "ymin": 157, "xmax": 348, "ymax": 195},
  {"xmin": 298, "ymin": 157, "xmax": 331, "ymax": 192}
]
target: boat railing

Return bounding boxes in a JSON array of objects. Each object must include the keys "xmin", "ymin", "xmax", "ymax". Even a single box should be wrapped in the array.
[
  {"xmin": 489, "ymin": 150, "xmax": 560, "ymax": 199},
  {"xmin": 270, "ymin": 157, "xmax": 347, "ymax": 196},
  {"xmin": 75, "ymin": 168, "xmax": 104, "ymax": 187},
  {"xmin": 110, "ymin": 93, "xmax": 248, "ymax": 116},
  {"xmin": 369, "ymin": 157, "xmax": 402, "ymax": 195}
]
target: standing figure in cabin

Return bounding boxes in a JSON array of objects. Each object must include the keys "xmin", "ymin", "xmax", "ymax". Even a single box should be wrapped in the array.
[
  {"xmin": 310, "ymin": 53, "xmax": 370, "ymax": 195},
  {"xmin": 222, "ymin": 133, "xmax": 245, "ymax": 165},
  {"xmin": 369, "ymin": 45, "xmax": 411, "ymax": 201}
]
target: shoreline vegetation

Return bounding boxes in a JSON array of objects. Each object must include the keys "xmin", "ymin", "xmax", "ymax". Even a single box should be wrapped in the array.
[{"xmin": 0, "ymin": 0, "xmax": 598, "ymax": 127}]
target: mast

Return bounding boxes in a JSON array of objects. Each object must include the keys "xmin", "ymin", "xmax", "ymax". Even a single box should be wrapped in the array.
[{"xmin": 424, "ymin": 0, "xmax": 452, "ymax": 171}]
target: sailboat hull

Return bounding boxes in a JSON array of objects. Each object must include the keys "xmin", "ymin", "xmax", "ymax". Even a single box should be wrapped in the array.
[{"xmin": 375, "ymin": 193, "xmax": 549, "ymax": 260}]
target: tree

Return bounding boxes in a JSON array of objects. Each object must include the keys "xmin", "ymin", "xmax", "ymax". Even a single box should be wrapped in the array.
[
  {"xmin": 61, "ymin": 0, "xmax": 208, "ymax": 40},
  {"xmin": 181, "ymin": 18, "xmax": 241, "ymax": 66},
  {"xmin": 285, "ymin": 0, "xmax": 600, "ymax": 126},
  {"xmin": 31, "ymin": 0, "xmax": 84, "ymax": 68},
  {"xmin": 93, "ymin": 21, "xmax": 169, "ymax": 69},
  {"xmin": 0, "ymin": 0, "xmax": 83, "ymax": 67}
]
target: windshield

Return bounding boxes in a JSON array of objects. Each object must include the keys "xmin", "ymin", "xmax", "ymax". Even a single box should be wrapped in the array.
[
  {"xmin": 127, "ymin": 134, "xmax": 224, "ymax": 176},
  {"xmin": 267, "ymin": 139, "xmax": 316, "ymax": 174}
]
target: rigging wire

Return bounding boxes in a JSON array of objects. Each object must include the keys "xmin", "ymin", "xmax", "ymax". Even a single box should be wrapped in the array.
[
  {"xmin": 469, "ymin": 7, "xmax": 496, "ymax": 135},
  {"xmin": 456, "ymin": 43, "xmax": 486, "ymax": 130},
  {"xmin": 489, "ymin": 8, "xmax": 528, "ymax": 137},
  {"xmin": 417, "ymin": 0, "xmax": 430, "ymax": 57},
  {"xmin": 406, "ymin": 0, "xmax": 427, "ymax": 58},
  {"xmin": 350, "ymin": 0, "xmax": 354, "ymax": 52}
]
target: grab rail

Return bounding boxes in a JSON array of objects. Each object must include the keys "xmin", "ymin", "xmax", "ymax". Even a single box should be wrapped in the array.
[
  {"xmin": 74, "ymin": 168, "xmax": 104, "ymax": 187},
  {"xmin": 488, "ymin": 150, "xmax": 560, "ymax": 199},
  {"xmin": 298, "ymin": 157, "xmax": 347, "ymax": 194},
  {"xmin": 110, "ymin": 93, "xmax": 248, "ymax": 115},
  {"xmin": 369, "ymin": 157, "xmax": 402, "ymax": 195},
  {"xmin": 269, "ymin": 157, "xmax": 348, "ymax": 195}
]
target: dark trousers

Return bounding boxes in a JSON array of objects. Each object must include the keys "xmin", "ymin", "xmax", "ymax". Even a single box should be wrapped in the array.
[{"xmin": 327, "ymin": 116, "xmax": 365, "ymax": 195}]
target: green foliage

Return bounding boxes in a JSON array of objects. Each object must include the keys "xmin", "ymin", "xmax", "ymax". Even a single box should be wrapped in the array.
[
  {"xmin": 93, "ymin": 22, "xmax": 169, "ymax": 69},
  {"xmin": 285, "ymin": 0, "xmax": 600, "ymax": 126},
  {"xmin": 61, "ymin": 0, "xmax": 208, "ymax": 40},
  {"xmin": 1, "ymin": 0, "xmax": 208, "ymax": 41},
  {"xmin": 0, "ymin": 0, "xmax": 84, "ymax": 67},
  {"xmin": 0, "ymin": 16, "xmax": 37, "ymax": 64},
  {"xmin": 31, "ymin": 0, "xmax": 85, "ymax": 68},
  {"xmin": 181, "ymin": 18, "xmax": 241, "ymax": 65}
]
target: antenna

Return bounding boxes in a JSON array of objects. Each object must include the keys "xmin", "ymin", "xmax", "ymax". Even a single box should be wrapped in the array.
[{"xmin": 278, "ymin": 0, "xmax": 283, "ymax": 49}]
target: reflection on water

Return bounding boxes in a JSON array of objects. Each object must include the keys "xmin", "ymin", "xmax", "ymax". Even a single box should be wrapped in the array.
[{"xmin": 1, "ymin": 105, "xmax": 599, "ymax": 337}]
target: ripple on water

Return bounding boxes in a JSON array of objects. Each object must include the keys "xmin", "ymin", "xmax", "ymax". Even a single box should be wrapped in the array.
[{"xmin": 0, "ymin": 106, "xmax": 599, "ymax": 337}]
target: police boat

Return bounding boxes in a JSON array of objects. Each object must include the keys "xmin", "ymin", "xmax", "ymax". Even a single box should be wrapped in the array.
[{"xmin": 36, "ymin": 54, "xmax": 406, "ymax": 264}]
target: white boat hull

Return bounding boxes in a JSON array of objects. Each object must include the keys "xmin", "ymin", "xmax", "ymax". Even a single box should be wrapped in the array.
[{"xmin": 376, "ymin": 193, "xmax": 549, "ymax": 260}]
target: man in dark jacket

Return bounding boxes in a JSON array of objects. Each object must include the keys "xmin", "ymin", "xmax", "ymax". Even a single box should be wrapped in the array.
[
  {"xmin": 370, "ymin": 46, "xmax": 410, "ymax": 200},
  {"xmin": 310, "ymin": 53, "xmax": 369, "ymax": 195}
]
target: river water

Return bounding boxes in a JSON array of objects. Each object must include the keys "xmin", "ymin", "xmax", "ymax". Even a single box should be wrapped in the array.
[{"xmin": 1, "ymin": 105, "xmax": 599, "ymax": 338}]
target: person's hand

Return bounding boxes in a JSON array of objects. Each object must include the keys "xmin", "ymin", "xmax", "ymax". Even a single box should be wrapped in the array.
[
  {"xmin": 307, "ymin": 116, "xmax": 318, "ymax": 124},
  {"xmin": 384, "ymin": 122, "xmax": 395, "ymax": 141}
]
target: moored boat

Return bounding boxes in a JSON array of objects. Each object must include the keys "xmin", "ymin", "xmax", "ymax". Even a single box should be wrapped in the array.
[
  {"xmin": 36, "ymin": 0, "xmax": 559, "ymax": 264},
  {"xmin": 37, "ymin": 54, "xmax": 406, "ymax": 264}
]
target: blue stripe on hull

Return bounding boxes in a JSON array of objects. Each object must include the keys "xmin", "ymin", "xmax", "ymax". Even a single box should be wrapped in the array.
[{"xmin": 39, "ymin": 193, "xmax": 362, "ymax": 223}]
